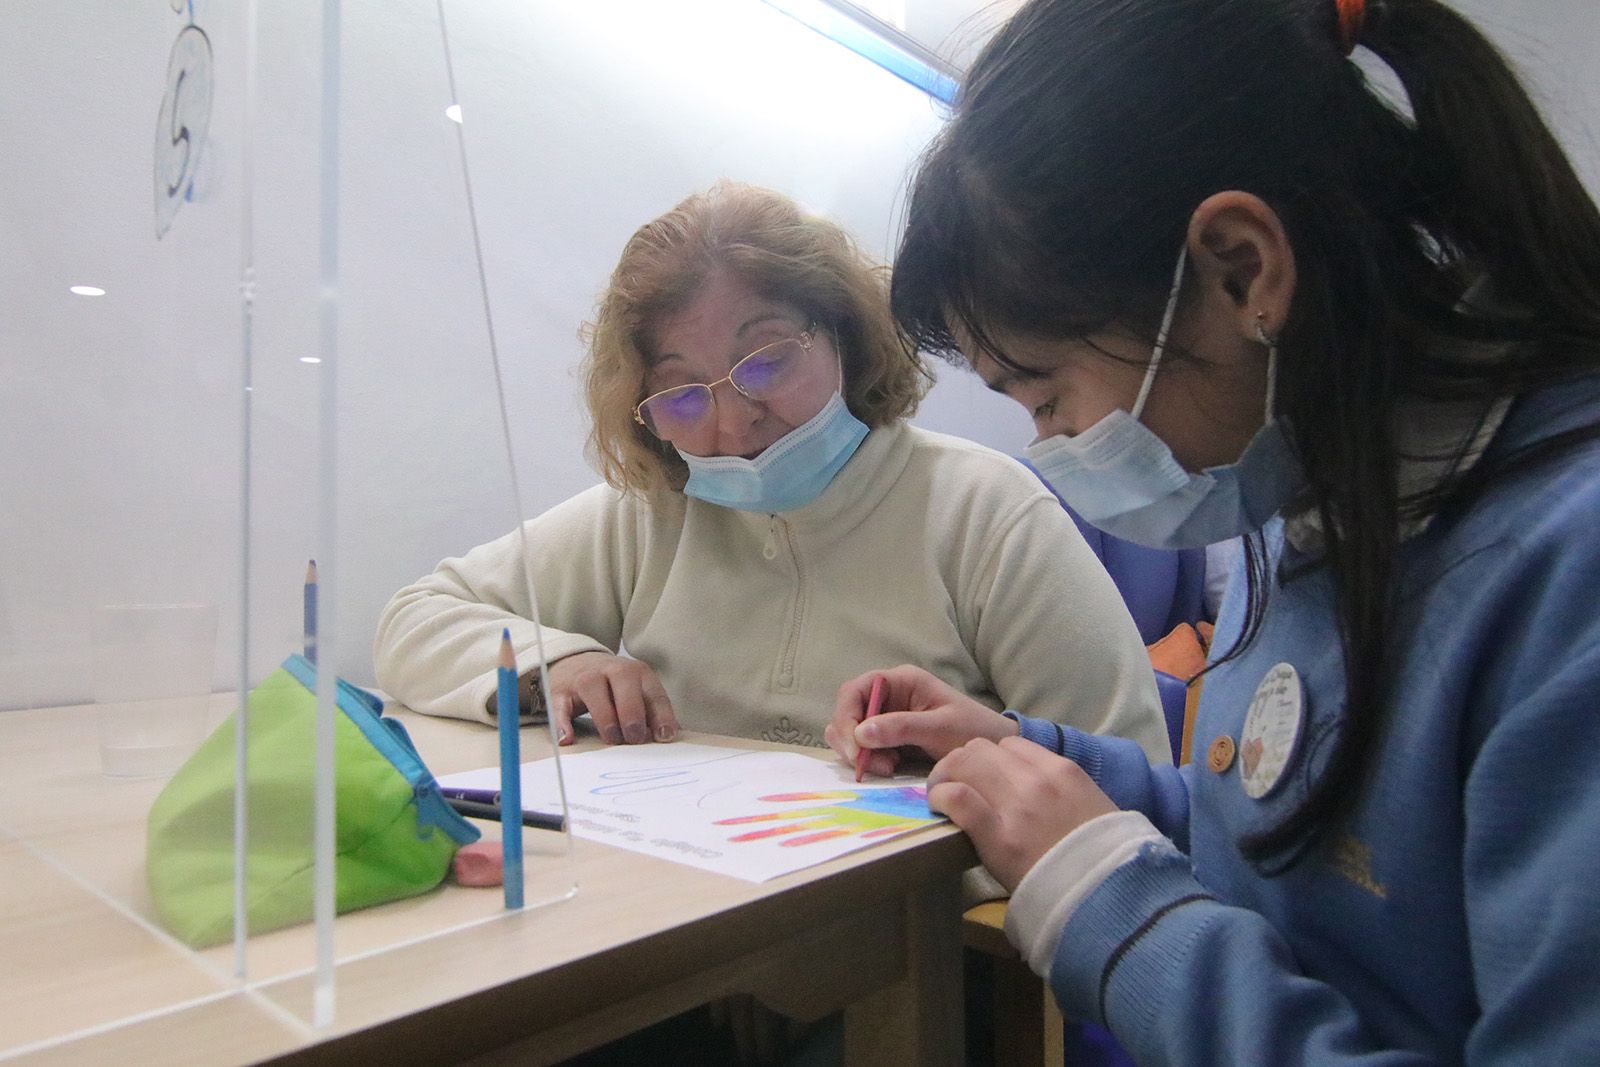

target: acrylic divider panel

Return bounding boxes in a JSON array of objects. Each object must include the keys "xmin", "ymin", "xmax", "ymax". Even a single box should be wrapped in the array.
[
  {"xmin": 0, "ymin": 0, "xmax": 574, "ymax": 1053},
  {"xmin": 229, "ymin": 0, "xmax": 582, "ymax": 1030},
  {"xmin": 0, "ymin": 0, "xmax": 282, "ymax": 1053}
]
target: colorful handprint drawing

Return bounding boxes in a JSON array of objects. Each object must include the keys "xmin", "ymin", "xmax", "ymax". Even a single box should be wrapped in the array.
[{"xmin": 714, "ymin": 786, "xmax": 939, "ymax": 848}]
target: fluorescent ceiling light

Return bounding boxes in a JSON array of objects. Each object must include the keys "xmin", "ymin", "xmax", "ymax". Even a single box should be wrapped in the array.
[{"xmin": 69, "ymin": 285, "xmax": 107, "ymax": 296}]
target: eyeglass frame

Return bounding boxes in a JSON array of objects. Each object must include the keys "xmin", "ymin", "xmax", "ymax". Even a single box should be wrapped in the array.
[{"xmin": 631, "ymin": 320, "xmax": 829, "ymax": 437}]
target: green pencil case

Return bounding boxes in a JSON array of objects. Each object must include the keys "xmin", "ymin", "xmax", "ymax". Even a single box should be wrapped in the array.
[{"xmin": 146, "ymin": 653, "xmax": 480, "ymax": 948}]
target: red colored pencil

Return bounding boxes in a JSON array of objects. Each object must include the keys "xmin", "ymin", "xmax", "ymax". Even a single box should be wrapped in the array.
[{"xmin": 853, "ymin": 675, "xmax": 887, "ymax": 783}]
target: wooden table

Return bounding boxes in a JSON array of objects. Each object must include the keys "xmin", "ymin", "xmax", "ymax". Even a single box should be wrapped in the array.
[{"xmin": 0, "ymin": 701, "xmax": 975, "ymax": 1065}]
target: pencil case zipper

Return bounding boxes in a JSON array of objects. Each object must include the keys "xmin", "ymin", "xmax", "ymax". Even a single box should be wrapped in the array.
[{"xmin": 283, "ymin": 653, "xmax": 479, "ymax": 847}]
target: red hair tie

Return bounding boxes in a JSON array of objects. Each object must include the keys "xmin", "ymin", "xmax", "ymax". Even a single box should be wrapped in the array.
[{"xmin": 1335, "ymin": 0, "xmax": 1366, "ymax": 55}]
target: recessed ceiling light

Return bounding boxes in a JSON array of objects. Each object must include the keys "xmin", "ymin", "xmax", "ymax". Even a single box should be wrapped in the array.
[
  {"xmin": 445, "ymin": 104, "xmax": 463, "ymax": 124},
  {"xmin": 300, "ymin": 356, "xmax": 323, "ymax": 364},
  {"xmin": 70, "ymin": 285, "xmax": 106, "ymax": 296}
]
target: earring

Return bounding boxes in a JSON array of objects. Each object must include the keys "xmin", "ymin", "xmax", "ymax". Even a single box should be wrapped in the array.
[{"xmin": 1254, "ymin": 311, "xmax": 1276, "ymax": 347}]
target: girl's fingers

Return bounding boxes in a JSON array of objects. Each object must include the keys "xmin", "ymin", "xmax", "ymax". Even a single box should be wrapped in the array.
[
  {"xmin": 857, "ymin": 703, "xmax": 1000, "ymax": 762},
  {"xmin": 833, "ymin": 665, "xmax": 943, "ymax": 728},
  {"xmin": 834, "ymin": 665, "xmax": 969, "ymax": 771},
  {"xmin": 930, "ymin": 739, "xmax": 1025, "ymax": 811},
  {"xmin": 830, "ymin": 671, "xmax": 881, "ymax": 759},
  {"xmin": 856, "ymin": 708, "xmax": 942, "ymax": 752},
  {"xmin": 927, "ymin": 776, "xmax": 1003, "ymax": 842},
  {"xmin": 869, "ymin": 748, "xmax": 901, "ymax": 778}
]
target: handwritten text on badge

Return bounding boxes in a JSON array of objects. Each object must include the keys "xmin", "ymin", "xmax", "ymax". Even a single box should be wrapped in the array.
[{"xmin": 1239, "ymin": 662, "xmax": 1305, "ymax": 799}]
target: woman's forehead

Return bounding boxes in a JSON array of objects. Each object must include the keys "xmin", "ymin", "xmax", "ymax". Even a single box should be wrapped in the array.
[{"xmin": 648, "ymin": 285, "xmax": 804, "ymax": 367}]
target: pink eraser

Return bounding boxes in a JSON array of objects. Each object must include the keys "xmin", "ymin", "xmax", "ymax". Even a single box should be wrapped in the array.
[{"xmin": 452, "ymin": 841, "xmax": 504, "ymax": 887}]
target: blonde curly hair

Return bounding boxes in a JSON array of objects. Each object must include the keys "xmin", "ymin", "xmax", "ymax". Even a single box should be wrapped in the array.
[{"xmin": 582, "ymin": 182, "xmax": 929, "ymax": 494}]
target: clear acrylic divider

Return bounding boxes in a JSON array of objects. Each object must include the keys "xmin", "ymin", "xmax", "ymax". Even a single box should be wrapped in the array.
[
  {"xmin": 233, "ymin": 0, "xmax": 579, "ymax": 1032},
  {"xmin": 0, "ymin": 0, "xmax": 282, "ymax": 1055},
  {"xmin": 1, "ymin": 0, "xmax": 574, "ymax": 1056}
]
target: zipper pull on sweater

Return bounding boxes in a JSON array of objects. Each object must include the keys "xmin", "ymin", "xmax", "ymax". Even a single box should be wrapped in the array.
[{"xmin": 763, "ymin": 516, "xmax": 780, "ymax": 560}]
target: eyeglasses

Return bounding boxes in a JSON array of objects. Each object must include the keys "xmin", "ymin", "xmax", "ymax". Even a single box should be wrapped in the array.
[{"xmin": 633, "ymin": 324, "xmax": 823, "ymax": 442}]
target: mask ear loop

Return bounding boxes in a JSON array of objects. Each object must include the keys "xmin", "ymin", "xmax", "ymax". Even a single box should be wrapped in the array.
[
  {"xmin": 1255, "ymin": 312, "xmax": 1279, "ymax": 424},
  {"xmin": 1132, "ymin": 246, "xmax": 1190, "ymax": 421},
  {"xmin": 826, "ymin": 324, "xmax": 845, "ymax": 395}
]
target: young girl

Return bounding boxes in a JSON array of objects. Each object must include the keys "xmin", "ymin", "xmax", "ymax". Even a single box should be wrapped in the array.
[
  {"xmin": 830, "ymin": 0, "xmax": 1600, "ymax": 1060},
  {"xmin": 373, "ymin": 182, "xmax": 1167, "ymax": 766}
]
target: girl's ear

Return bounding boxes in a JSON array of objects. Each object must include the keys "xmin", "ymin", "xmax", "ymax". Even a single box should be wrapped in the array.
[{"xmin": 1186, "ymin": 191, "xmax": 1296, "ymax": 341}]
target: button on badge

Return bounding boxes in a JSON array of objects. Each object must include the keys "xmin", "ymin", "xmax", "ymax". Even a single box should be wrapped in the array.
[{"xmin": 1206, "ymin": 735, "xmax": 1236, "ymax": 773}]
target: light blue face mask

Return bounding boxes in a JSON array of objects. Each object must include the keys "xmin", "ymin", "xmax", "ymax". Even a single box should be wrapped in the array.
[
  {"xmin": 678, "ymin": 391, "xmax": 870, "ymax": 513},
  {"xmin": 1022, "ymin": 247, "xmax": 1303, "ymax": 549}
]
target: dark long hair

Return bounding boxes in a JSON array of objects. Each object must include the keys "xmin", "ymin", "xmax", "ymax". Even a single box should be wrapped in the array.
[{"xmin": 892, "ymin": 0, "xmax": 1600, "ymax": 870}]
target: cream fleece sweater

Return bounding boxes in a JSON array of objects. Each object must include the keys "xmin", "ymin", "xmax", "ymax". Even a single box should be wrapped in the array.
[{"xmin": 373, "ymin": 422, "xmax": 1168, "ymax": 760}]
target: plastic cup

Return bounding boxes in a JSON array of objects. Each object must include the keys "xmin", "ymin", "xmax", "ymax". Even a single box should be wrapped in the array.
[{"xmin": 90, "ymin": 603, "xmax": 218, "ymax": 778}]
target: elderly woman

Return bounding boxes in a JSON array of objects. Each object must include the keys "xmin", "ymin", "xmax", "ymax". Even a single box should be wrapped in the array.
[{"xmin": 373, "ymin": 182, "xmax": 1166, "ymax": 762}]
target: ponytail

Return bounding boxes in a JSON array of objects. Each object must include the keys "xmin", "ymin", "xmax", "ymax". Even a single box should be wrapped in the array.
[{"xmin": 1365, "ymin": 0, "xmax": 1600, "ymax": 358}]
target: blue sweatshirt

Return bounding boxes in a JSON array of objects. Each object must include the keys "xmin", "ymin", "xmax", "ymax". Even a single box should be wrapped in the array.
[{"xmin": 1011, "ymin": 378, "xmax": 1600, "ymax": 1063}]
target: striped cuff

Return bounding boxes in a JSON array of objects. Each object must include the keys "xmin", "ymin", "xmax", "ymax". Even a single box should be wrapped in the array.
[
  {"xmin": 1003, "ymin": 711, "xmax": 1106, "ymax": 781},
  {"xmin": 1004, "ymin": 710, "xmax": 1065, "ymax": 754},
  {"xmin": 1049, "ymin": 840, "xmax": 1213, "ymax": 1030},
  {"xmin": 1003, "ymin": 809, "xmax": 1164, "ymax": 980}
]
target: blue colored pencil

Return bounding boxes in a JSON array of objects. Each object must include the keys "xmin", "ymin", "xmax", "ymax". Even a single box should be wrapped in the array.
[
  {"xmin": 497, "ymin": 629, "xmax": 524, "ymax": 909},
  {"xmin": 303, "ymin": 560, "xmax": 318, "ymax": 664}
]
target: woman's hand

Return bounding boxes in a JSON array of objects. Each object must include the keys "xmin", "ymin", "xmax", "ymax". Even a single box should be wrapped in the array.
[
  {"xmin": 927, "ymin": 736, "xmax": 1118, "ymax": 892},
  {"xmin": 542, "ymin": 651, "xmax": 679, "ymax": 746},
  {"xmin": 825, "ymin": 665, "xmax": 1019, "ymax": 778}
]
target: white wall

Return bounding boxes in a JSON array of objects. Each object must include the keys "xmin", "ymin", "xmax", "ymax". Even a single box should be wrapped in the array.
[
  {"xmin": 1448, "ymin": 0, "xmax": 1600, "ymax": 196},
  {"xmin": 4, "ymin": 0, "xmax": 1595, "ymax": 709}
]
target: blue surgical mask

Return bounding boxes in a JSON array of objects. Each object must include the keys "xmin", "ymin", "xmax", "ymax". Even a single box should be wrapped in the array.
[
  {"xmin": 678, "ymin": 391, "xmax": 869, "ymax": 512},
  {"xmin": 1022, "ymin": 248, "xmax": 1303, "ymax": 549}
]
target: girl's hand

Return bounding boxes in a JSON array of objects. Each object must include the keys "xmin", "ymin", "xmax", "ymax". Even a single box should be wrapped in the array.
[
  {"xmin": 542, "ymin": 651, "xmax": 678, "ymax": 746},
  {"xmin": 927, "ymin": 736, "xmax": 1118, "ymax": 892},
  {"xmin": 825, "ymin": 665, "xmax": 1019, "ymax": 778}
]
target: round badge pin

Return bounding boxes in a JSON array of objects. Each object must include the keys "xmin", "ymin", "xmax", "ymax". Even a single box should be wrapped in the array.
[{"xmin": 1238, "ymin": 662, "xmax": 1305, "ymax": 799}]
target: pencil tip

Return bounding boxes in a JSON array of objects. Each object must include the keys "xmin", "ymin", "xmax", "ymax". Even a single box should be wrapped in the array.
[
  {"xmin": 305, "ymin": 559, "xmax": 318, "ymax": 581},
  {"xmin": 500, "ymin": 629, "xmax": 516, "ymax": 669}
]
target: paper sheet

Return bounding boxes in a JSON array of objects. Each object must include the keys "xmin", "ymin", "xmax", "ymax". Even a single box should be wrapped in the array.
[{"xmin": 436, "ymin": 742, "xmax": 946, "ymax": 882}]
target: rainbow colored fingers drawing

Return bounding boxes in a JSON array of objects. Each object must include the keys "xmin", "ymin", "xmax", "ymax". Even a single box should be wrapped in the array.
[{"xmin": 715, "ymin": 786, "xmax": 938, "ymax": 847}]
